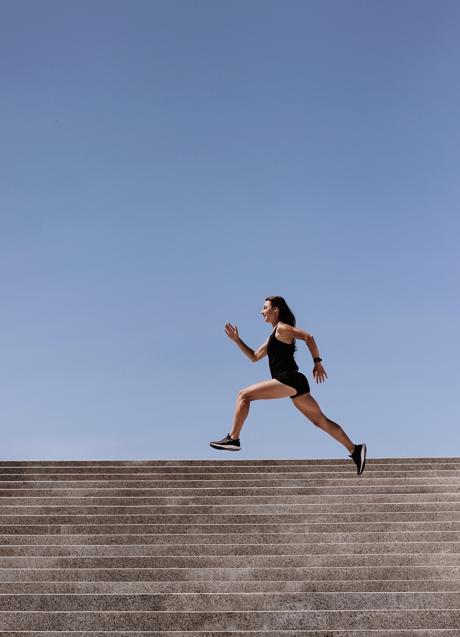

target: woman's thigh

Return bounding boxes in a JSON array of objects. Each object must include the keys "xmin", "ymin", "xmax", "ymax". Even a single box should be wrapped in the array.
[{"xmin": 239, "ymin": 378, "xmax": 297, "ymax": 401}]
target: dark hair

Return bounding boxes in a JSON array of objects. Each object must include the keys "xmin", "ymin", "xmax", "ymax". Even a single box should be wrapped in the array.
[{"xmin": 265, "ymin": 295, "xmax": 298, "ymax": 353}]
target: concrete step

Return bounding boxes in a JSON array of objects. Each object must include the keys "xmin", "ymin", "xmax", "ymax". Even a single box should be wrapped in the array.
[
  {"xmin": 2, "ymin": 492, "xmax": 460, "ymax": 504},
  {"xmin": 1, "ymin": 485, "xmax": 457, "ymax": 497},
  {"xmin": 2, "ymin": 477, "xmax": 460, "ymax": 489},
  {"xmin": 1, "ymin": 512, "xmax": 459, "ymax": 526},
  {"xmin": 1, "ymin": 591, "xmax": 459, "ymax": 611},
  {"xmin": 0, "ymin": 609, "xmax": 459, "ymax": 631},
  {"xmin": 2, "ymin": 520, "xmax": 459, "ymax": 535},
  {"xmin": 0, "ymin": 457, "xmax": 458, "ymax": 465},
  {"xmin": 2, "ymin": 540, "xmax": 460, "ymax": 557},
  {"xmin": 3, "ymin": 530, "xmax": 460, "ymax": 544},
  {"xmin": 3, "ymin": 502, "xmax": 460, "ymax": 516},
  {"xmin": 1, "ymin": 468, "xmax": 459, "ymax": 479},
  {"xmin": 1, "ymin": 579, "xmax": 459, "ymax": 593},
  {"xmin": 2, "ymin": 523, "xmax": 460, "ymax": 538},
  {"xmin": 2, "ymin": 628, "xmax": 458, "ymax": 637},
  {"xmin": 0, "ymin": 486, "xmax": 459, "ymax": 504},
  {"xmin": 1, "ymin": 566, "xmax": 459, "ymax": 582},
  {"xmin": 1, "ymin": 553, "xmax": 460, "ymax": 568}
]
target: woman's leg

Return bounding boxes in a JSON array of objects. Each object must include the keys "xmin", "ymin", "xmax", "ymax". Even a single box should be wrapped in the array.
[
  {"xmin": 291, "ymin": 392, "xmax": 355, "ymax": 453},
  {"xmin": 230, "ymin": 379, "xmax": 296, "ymax": 439}
]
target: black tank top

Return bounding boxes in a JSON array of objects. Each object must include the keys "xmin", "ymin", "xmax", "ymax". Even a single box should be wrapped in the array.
[{"xmin": 267, "ymin": 325, "xmax": 299, "ymax": 378}]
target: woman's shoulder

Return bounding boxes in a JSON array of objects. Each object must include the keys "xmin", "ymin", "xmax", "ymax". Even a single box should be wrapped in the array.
[
  {"xmin": 276, "ymin": 321, "xmax": 292, "ymax": 333},
  {"xmin": 275, "ymin": 322, "xmax": 295, "ymax": 344}
]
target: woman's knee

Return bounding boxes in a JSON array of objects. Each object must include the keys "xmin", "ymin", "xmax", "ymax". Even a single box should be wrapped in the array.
[{"xmin": 237, "ymin": 389, "xmax": 251, "ymax": 403}]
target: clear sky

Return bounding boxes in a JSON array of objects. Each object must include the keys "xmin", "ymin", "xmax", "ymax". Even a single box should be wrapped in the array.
[{"xmin": 1, "ymin": 0, "xmax": 459, "ymax": 461}]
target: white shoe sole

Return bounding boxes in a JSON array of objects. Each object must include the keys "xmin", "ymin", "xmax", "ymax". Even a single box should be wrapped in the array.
[{"xmin": 209, "ymin": 443, "xmax": 240, "ymax": 451}]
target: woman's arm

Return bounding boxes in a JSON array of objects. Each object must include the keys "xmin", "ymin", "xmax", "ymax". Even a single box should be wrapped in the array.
[{"xmin": 236, "ymin": 337, "xmax": 257, "ymax": 362}]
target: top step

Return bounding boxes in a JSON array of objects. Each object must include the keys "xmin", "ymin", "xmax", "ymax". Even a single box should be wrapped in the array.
[{"xmin": 0, "ymin": 457, "xmax": 458, "ymax": 467}]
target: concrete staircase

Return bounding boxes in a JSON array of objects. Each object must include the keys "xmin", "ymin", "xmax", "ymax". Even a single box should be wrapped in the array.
[{"xmin": 0, "ymin": 456, "xmax": 459, "ymax": 635}]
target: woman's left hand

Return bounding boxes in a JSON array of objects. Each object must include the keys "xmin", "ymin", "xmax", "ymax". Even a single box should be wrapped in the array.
[{"xmin": 313, "ymin": 362, "xmax": 328, "ymax": 383}]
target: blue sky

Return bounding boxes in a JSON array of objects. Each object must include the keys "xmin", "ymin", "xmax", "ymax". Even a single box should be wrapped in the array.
[{"xmin": 1, "ymin": 0, "xmax": 459, "ymax": 460}]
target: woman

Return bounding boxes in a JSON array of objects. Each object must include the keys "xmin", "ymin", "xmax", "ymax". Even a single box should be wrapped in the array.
[{"xmin": 210, "ymin": 295, "xmax": 367, "ymax": 475}]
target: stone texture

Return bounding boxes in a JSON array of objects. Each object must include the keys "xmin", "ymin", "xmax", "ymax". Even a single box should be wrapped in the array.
[{"xmin": 0, "ymin": 457, "xmax": 459, "ymax": 633}]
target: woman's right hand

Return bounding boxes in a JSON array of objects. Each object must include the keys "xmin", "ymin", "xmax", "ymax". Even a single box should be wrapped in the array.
[{"xmin": 225, "ymin": 322, "xmax": 239, "ymax": 342}]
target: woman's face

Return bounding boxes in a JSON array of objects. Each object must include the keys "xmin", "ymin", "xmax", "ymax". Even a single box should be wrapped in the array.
[{"xmin": 261, "ymin": 301, "xmax": 278, "ymax": 322}]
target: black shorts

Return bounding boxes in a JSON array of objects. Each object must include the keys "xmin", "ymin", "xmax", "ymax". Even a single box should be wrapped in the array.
[{"xmin": 274, "ymin": 372, "xmax": 310, "ymax": 399}]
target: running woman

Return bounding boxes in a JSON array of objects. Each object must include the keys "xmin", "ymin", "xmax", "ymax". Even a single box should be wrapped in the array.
[{"xmin": 210, "ymin": 295, "xmax": 367, "ymax": 475}]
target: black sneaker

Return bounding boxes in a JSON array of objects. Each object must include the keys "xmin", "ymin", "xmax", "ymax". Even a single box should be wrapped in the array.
[
  {"xmin": 349, "ymin": 443, "xmax": 367, "ymax": 475},
  {"xmin": 209, "ymin": 433, "xmax": 241, "ymax": 451}
]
